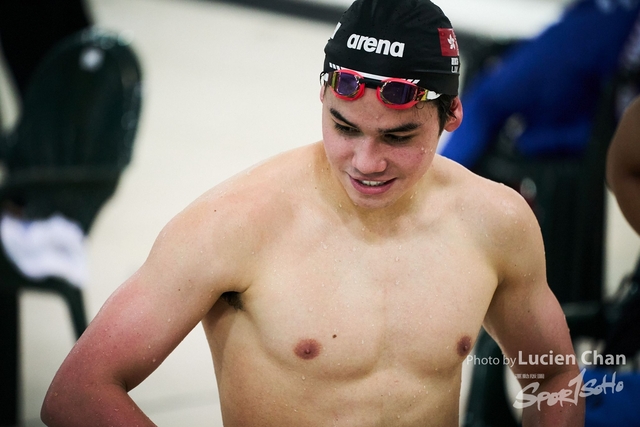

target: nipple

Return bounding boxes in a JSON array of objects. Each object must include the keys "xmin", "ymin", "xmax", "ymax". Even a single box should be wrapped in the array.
[
  {"xmin": 294, "ymin": 339, "xmax": 322, "ymax": 360},
  {"xmin": 457, "ymin": 335, "xmax": 472, "ymax": 357}
]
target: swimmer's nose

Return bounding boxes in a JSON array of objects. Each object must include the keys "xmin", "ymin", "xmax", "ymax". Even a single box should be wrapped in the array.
[{"xmin": 352, "ymin": 139, "xmax": 387, "ymax": 175}]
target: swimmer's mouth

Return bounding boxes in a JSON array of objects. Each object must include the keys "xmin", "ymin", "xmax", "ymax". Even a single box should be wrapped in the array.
[
  {"xmin": 358, "ymin": 179, "xmax": 390, "ymax": 187},
  {"xmin": 350, "ymin": 177, "xmax": 396, "ymax": 192}
]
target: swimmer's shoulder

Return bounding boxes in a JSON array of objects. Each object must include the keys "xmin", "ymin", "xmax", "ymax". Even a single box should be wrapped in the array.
[
  {"xmin": 211, "ymin": 142, "xmax": 318, "ymax": 203},
  {"xmin": 142, "ymin": 144, "xmax": 319, "ymax": 296},
  {"xmin": 432, "ymin": 154, "xmax": 521, "ymax": 200},
  {"xmin": 431, "ymin": 154, "xmax": 540, "ymax": 239},
  {"xmin": 184, "ymin": 143, "xmax": 318, "ymax": 233}
]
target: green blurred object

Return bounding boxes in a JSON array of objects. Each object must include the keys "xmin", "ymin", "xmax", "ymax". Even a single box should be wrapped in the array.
[
  {"xmin": 1, "ymin": 27, "xmax": 142, "ymax": 233},
  {"xmin": 0, "ymin": 27, "xmax": 142, "ymax": 426}
]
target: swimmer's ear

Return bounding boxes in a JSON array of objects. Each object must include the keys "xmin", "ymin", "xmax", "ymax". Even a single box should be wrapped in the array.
[{"xmin": 443, "ymin": 96, "xmax": 463, "ymax": 132}]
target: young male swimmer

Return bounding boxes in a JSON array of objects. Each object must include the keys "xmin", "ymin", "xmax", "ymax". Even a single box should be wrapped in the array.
[{"xmin": 42, "ymin": 1, "xmax": 584, "ymax": 425}]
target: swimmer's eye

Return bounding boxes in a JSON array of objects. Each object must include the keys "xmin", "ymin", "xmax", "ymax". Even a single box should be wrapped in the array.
[
  {"xmin": 334, "ymin": 121, "xmax": 414, "ymax": 145},
  {"xmin": 383, "ymin": 133, "xmax": 413, "ymax": 144},
  {"xmin": 334, "ymin": 122, "xmax": 360, "ymax": 136}
]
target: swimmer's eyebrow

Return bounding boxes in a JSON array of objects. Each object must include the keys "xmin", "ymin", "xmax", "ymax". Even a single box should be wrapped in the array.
[
  {"xmin": 330, "ymin": 108, "xmax": 358, "ymax": 128},
  {"xmin": 381, "ymin": 122, "xmax": 422, "ymax": 134},
  {"xmin": 329, "ymin": 108, "xmax": 422, "ymax": 134}
]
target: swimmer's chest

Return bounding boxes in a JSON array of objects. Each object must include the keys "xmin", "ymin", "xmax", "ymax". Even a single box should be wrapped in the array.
[{"xmin": 242, "ymin": 230, "xmax": 497, "ymax": 377}]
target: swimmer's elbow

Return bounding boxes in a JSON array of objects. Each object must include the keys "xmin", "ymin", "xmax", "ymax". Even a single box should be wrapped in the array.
[
  {"xmin": 41, "ymin": 378, "xmax": 85, "ymax": 427},
  {"xmin": 41, "ymin": 388, "xmax": 68, "ymax": 427},
  {"xmin": 41, "ymin": 374, "xmax": 103, "ymax": 426}
]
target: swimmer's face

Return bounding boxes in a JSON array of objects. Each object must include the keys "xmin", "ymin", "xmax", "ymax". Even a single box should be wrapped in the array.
[{"xmin": 320, "ymin": 85, "xmax": 461, "ymax": 210}]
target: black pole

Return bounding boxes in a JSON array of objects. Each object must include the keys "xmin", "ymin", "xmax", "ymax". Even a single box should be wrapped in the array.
[{"xmin": 0, "ymin": 290, "xmax": 19, "ymax": 427}]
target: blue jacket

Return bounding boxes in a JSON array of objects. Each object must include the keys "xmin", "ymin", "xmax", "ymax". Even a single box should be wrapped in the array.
[{"xmin": 441, "ymin": 0, "xmax": 640, "ymax": 167}]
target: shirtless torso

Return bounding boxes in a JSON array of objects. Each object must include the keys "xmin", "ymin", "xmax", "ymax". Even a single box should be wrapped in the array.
[
  {"xmin": 201, "ymin": 143, "xmax": 499, "ymax": 426},
  {"xmin": 42, "ymin": 77, "xmax": 582, "ymax": 427}
]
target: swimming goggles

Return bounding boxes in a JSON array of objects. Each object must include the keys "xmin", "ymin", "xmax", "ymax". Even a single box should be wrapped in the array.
[{"xmin": 321, "ymin": 69, "xmax": 441, "ymax": 110}]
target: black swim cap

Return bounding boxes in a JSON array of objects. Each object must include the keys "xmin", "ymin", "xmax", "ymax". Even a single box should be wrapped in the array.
[{"xmin": 323, "ymin": 0, "xmax": 460, "ymax": 96}]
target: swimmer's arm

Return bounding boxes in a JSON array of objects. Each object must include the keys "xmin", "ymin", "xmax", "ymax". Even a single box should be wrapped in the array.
[
  {"xmin": 606, "ymin": 95, "xmax": 640, "ymax": 235},
  {"xmin": 483, "ymin": 191, "xmax": 584, "ymax": 427},
  {"xmin": 41, "ymin": 194, "xmax": 250, "ymax": 426}
]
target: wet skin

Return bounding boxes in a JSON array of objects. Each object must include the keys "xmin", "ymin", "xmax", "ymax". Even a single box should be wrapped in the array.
[
  {"xmin": 41, "ymin": 87, "xmax": 582, "ymax": 427},
  {"xmin": 200, "ymin": 87, "xmax": 495, "ymax": 425}
]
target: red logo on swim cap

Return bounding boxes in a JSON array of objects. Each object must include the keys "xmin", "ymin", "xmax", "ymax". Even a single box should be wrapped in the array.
[{"xmin": 438, "ymin": 28, "xmax": 459, "ymax": 57}]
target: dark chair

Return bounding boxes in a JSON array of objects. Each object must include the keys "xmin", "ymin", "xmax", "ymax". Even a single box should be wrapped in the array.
[
  {"xmin": 1, "ymin": 28, "xmax": 142, "ymax": 233},
  {"xmin": 458, "ymin": 27, "xmax": 616, "ymax": 304},
  {"xmin": 0, "ymin": 27, "xmax": 142, "ymax": 426},
  {"xmin": 469, "ymin": 84, "xmax": 613, "ymax": 305}
]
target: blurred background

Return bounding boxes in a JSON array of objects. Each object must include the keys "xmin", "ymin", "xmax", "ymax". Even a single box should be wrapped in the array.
[{"xmin": 0, "ymin": 0, "xmax": 638, "ymax": 426}]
